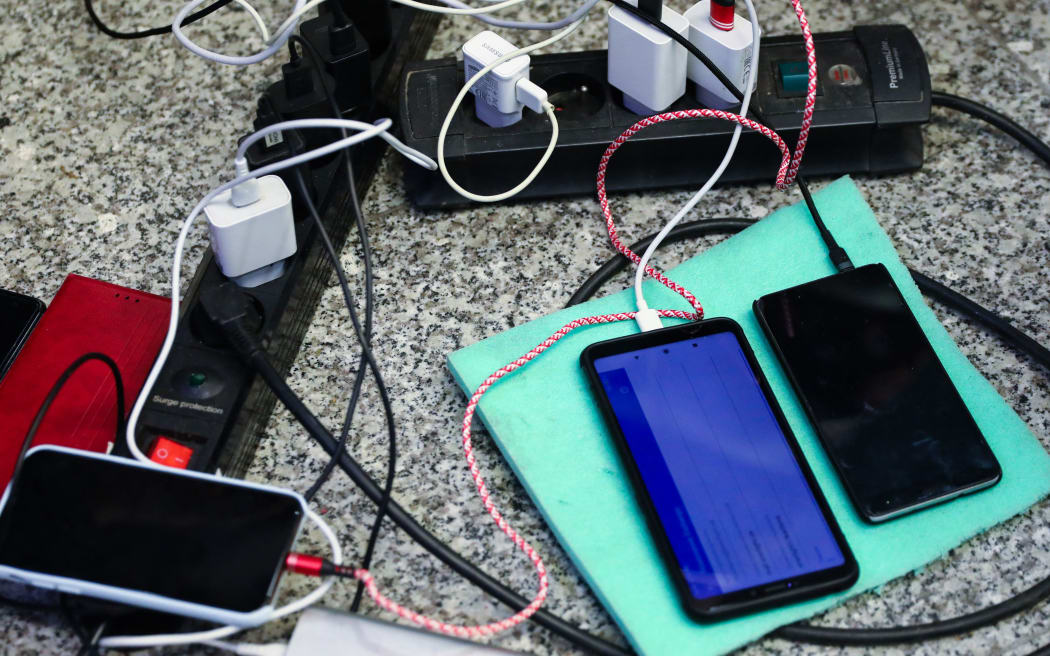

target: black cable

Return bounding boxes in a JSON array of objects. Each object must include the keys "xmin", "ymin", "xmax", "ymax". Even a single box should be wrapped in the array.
[
  {"xmin": 797, "ymin": 177, "xmax": 852, "ymax": 272},
  {"xmin": 201, "ymin": 306, "xmax": 631, "ymax": 656},
  {"xmin": 931, "ymin": 91, "xmax": 1050, "ymax": 168},
  {"xmin": 912, "ymin": 270, "xmax": 1050, "ymax": 372},
  {"xmin": 636, "ymin": 0, "xmax": 663, "ymax": 21},
  {"xmin": 0, "ymin": 592, "xmax": 58, "ymax": 613},
  {"xmin": 287, "ymin": 34, "xmax": 393, "ymax": 612},
  {"xmin": 601, "ymin": 0, "xmax": 853, "ymax": 271},
  {"xmin": 83, "ymin": 0, "xmax": 234, "ymax": 40},
  {"xmin": 1030, "ymin": 640, "xmax": 1050, "ymax": 656},
  {"xmin": 567, "ymin": 217, "xmax": 1050, "ymax": 645},
  {"xmin": 10, "ymin": 353, "xmax": 125, "ymax": 488},
  {"xmin": 3, "ymin": 354, "xmax": 124, "ymax": 647},
  {"xmin": 567, "ymin": 218, "xmax": 756, "ymax": 307}
]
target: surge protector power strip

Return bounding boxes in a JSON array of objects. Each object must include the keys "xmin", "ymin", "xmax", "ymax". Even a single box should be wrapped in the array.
[{"xmin": 399, "ymin": 25, "xmax": 931, "ymax": 208}]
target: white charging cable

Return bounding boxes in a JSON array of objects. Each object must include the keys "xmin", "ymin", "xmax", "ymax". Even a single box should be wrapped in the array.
[
  {"xmin": 633, "ymin": 0, "xmax": 760, "ymax": 329},
  {"xmin": 436, "ymin": 17, "xmax": 585, "ymax": 203},
  {"xmin": 97, "ymin": 508, "xmax": 339, "ymax": 651},
  {"xmin": 124, "ymin": 117, "xmax": 435, "ymax": 466},
  {"xmin": 436, "ymin": 0, "xmax": 600, "ymax": 30},
  {"xmin": 231, "ymin": 0, "xmax": 271, "ymax": 44},
  {"xmin": 389, "ymin": 0, "xmax": 529, "ymax": 14},
  {"xmin": 172, "ymin": 0, "xmax": 308, "ymax": 66},
  {"xmin": 269, "ymin": 0, "xmax": 539, "ymax": 47}
]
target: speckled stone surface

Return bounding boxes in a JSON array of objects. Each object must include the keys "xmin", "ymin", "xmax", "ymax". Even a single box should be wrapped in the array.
[{"xmin": 1, "ymin": 0, "xmax": 1049, "ymax": 654}]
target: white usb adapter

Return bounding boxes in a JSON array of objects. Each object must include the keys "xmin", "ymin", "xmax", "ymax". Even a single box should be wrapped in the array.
[
  {"xmin": 607, "ymin": 1, "xmax": 689, "ymax": 114},
  {"xmin": 462, "ymin": 30, "xmax": 548, "ymax": 128},
  {"xmin": 204, "ymin": 159, "xmax": 297, "ymax": 288}
]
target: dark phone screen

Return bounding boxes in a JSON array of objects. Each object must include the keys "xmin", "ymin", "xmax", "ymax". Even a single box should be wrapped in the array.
[
  {"xmin": 0, "ymin": 450, "xmax": 302, "ymax": 612},
  {"xmin": 0, "ymin": 290, "xmax": 43, "ymax": 379},
  {"xmin": 756, "ymin": 264, "xmax": 1000, "ymax": 519},
  {"xmin": 592, "ymin": 330, "xmax": 845, "ymax": 600}
]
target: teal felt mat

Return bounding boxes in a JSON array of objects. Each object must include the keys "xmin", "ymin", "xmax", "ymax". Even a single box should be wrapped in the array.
[{"xmin": 447, "ymin": 177, "xmax": 1050, "ymax": 655}]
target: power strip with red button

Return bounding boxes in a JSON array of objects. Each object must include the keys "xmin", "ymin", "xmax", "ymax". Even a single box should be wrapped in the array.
[{"xmin": 399, "ymin": 24, "xmax": 931, "ymax": 208}]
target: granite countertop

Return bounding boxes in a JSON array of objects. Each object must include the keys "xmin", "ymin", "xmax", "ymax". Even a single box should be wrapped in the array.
[{"xmin": 2, "ymin": 0, "xmax": 1050, "ymax": 654}]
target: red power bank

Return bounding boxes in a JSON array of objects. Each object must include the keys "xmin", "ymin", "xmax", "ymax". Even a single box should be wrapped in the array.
[{"xmin": 0, "ymin": 275, "xmax": 169, "ymax": 486}]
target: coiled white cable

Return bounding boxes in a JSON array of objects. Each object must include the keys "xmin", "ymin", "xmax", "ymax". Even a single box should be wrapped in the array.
[{"xmin": 436, "ymin": 17, "xmax": 585, "ymax": 203}]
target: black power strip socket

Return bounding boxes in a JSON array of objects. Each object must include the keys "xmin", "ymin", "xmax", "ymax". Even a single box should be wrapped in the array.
[
  {"xmin": 120, "ymin": 6, "xmax": 442, "ymax": 478},
  {"xmin": 399, "ymin": 24, "xmax": 931, "ymax": 209}
]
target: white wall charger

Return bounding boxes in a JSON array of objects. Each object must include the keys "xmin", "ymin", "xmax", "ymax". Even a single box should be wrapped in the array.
[
  {"xmin": 462, "ymin": 30, "xmax": 548, "ymax": 128},
  {"xmin": 684, "ymin": 0, "xmax": 759, "ymax": 109},
  {"xmin": 607, "ymin": 1, "xmax": 689, "ymax": 114},
  {"xmin": 204, "ymin": 161, "xmax": 297, "ymax": 288}
]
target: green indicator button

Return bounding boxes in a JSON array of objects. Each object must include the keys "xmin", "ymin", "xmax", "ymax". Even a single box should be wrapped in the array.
[
  {"xmin": 188, "ymin": 372, "xmax": 207, "ymax": 387},
  {"xmin": 778, "ymin": 61, "xmax": 809, "ymax": 94}
]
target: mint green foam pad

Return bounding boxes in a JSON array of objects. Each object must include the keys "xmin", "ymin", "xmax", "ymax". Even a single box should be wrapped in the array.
[{"xmin": 446, "ymin": 177, "xmax": 1050, "ymax": 656}]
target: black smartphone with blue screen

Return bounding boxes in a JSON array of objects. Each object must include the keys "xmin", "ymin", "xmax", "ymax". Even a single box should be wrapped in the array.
[
  {"xmin": 581, "ymin": 318, "xmax": 857, "ymax": 621},
  {"xmin": 753, "ymin": 263, "xmax": 1001, "ymax": 522},
  {"xmin": 0, "ymin": 289, "xmax": 45, "ymax": 382}
]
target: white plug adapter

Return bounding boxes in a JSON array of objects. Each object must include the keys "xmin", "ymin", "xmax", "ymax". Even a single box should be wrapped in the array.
[
  {"xmin": 607, "ymin": 1, "xmax": 689, "ymax": 114},
  {"xmin": 462, "ymin": 30, "xmax": 548, "ymax": 128},
  {"xmin": 205, "ymin": 163, "xmax": 296, "ymax": 288},
  {"xmin": 684, "ymin": 0, "xmax": 759, "ymax": 109}
]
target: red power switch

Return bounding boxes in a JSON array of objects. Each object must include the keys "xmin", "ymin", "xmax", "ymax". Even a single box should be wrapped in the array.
[{"xmin": 149, "ymin": 437, "xmax": 194, "ymax": 469}]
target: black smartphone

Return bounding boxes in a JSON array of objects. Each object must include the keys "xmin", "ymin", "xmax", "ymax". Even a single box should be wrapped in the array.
[
  {"xmin": 753, "ymin": 263, "xmax": 1001, "ymax": 523},
  {"xmin": 0, "ymin": 446, "xmax": 305, "ymax": 626},
  {"xmin": 580, "ymin": 318, "xmax": 857, "ymax": 621},
  {"xmin": 0, "ymin": 289, "xmax": 45, "ymax": 381}
]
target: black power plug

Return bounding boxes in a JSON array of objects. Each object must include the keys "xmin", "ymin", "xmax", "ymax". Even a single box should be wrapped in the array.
[
  {"xmin": 300, "ymin": 9, "xmax": 373, "ymax": 117},
  {"xmin": 242, "ymin": 97, "xmax": 314, "ymax": 214},
  {"xmin": 264, "ymin": 48, "xmax": 340, "ymax": 153}
]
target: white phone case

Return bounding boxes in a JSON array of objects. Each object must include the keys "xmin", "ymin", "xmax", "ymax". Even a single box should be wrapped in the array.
[{"xmin": 0, "ymin": 445, "xmax": 306, "ymax": 628}]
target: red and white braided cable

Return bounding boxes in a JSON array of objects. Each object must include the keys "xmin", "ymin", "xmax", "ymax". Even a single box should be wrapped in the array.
[
  {"xmin": 783, "ymin": 0, "xmax": 817, "ymax": 186},
  {"xmin": 348, "ymin": 309, "xmax": 696, "ymax": 638},
  {"xmin": 344, "ymin": 1, "xmax": 819, "ymax": 640},
  {"xmin": 596, "ymin": 109, "xmax": 791, "ymax": 316}
]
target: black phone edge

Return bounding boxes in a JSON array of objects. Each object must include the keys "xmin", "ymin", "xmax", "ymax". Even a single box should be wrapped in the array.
[
  {"xmin": 752, "ymin": 263, "xmax": 1002, "ymax": 523},
  {"xmin": 0, "ymin": 291, "xmax": 45, "ymax": 381},
  {"xmin": 579, "ymin": 317, "xmax": 858, "ymax": 622}
]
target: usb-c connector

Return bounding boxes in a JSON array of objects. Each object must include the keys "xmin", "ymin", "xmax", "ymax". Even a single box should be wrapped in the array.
[{"xmin": 635, "ymin": 308, "xmax": 664, "ymax": 332}]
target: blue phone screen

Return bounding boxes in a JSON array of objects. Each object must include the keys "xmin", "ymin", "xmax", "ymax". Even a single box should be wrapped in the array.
[{"xmin": 593, "ymin": 331, "xmax": 844, "ymax": 600}]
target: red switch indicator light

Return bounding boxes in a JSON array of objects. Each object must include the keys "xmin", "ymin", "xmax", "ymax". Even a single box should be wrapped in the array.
[{"xmin": 149, "ymin": 437, "xmax": 194, "ymax": 469}]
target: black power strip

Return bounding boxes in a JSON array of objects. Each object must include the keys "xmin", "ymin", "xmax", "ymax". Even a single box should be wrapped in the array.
[
  {"xmin": 399, "ymin": 24, "xmax": 931, "ymax": 208},
  {"xmin": 118, "ymin": 5, "xmax": 442, "ymax": 478}
]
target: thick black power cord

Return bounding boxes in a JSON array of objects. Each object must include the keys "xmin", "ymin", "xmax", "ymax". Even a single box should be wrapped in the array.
[
  {"xmin": 602, "ymin": 0, "xmax": 854, "ymax": 273},
  {"xmin": 204, "ymin": 306, "xmax": 631, "ymax": 655},
  {"xmin": 84, "ymin": 0, "xmax": 234, "ymax": 39},
  {"xmin": 286, "ymin": 33, "xmax": 396, "ymax": 613},
  {"xmin": 229, "ymin": 216, "xmax": 1050, "ymax": 653},
  {"xmin": 931, "ymin": 92, "xmax": 1050, "ymax": 167}
]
